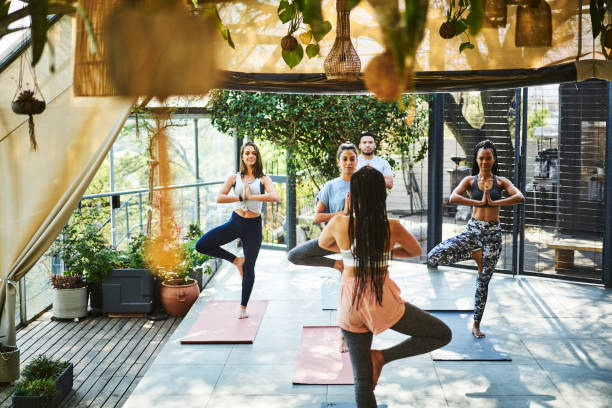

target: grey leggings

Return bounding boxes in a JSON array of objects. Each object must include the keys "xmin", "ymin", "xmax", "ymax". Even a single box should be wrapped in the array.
[
  {"xmin": 287, "ymin": 238, "xmax": 336, "ymax": 269},
  {"xmin": 341, "ymin": 302, "xmax": 452, "ymax": 408}
]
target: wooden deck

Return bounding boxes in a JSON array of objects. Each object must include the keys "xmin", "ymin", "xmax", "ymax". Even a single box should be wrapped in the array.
[{"xmin": 0, "ymin": 311, "xmax": 181, "ymax": 408}]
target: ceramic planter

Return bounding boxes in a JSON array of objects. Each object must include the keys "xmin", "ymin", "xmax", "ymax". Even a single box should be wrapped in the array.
[
  {"xmin": 160, "ymin": 278, "xmax": 199, "ymax": 317},
  {"xmin": 12, "ymin": 363, "xmax": 73, "ymax": 408},
  {"xmin": 52, "ymin": 287, "xmax": 88, "ymax": 319}
]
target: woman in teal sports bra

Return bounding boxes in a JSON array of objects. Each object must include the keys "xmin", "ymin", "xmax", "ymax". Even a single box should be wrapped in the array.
[{"xmin": 427, "ymin": 139, "xmax": 524, "ymax": 338}]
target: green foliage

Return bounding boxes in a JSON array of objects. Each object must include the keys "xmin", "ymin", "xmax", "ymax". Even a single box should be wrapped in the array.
[
  {"xmin": 49, "ymin": 206, "xmax": 114, "ymax": 284},
  {"xmin": 13, "ymin": 378, "xmax": 57, "ymax": 405},
  {"xmin": 14, "ymin": 355, "xmax": 70, "ymax": 405},
  {"xmin": 589, "ymin": 0, "xmax": 612, "ymax": 58},
  {"xmin": 207, "ymin": 91, "xmax": 429, "ymax": 185},
  {"xmin": 20, "ymin": 355, "xmax": 69, "ymax": 382},
  {"xmin": 441, "ymin": 0, "xmax": 482, "ymax": 53},
  {"xmin": 527, "ymin": 107, "xmax": 551, "ymax": 140},
  {"xmin": 277, "ymin": 0, "xmax": 331, "ymax": 68},
  {"xmin": 114, "ymin": 233, "xmax": 148, "ymax": 269}
]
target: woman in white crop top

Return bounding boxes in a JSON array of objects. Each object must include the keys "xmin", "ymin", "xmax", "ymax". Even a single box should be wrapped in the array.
[
  {"xmin": 196, "ymin": 142, "xmax": 279, "ymax": 319},
  {"xmin": 319, "ymin": 167, "xmax": 451, "ymax": 408}
]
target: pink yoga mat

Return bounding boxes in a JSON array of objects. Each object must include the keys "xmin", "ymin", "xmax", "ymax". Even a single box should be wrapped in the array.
[
  {"xmin": 293, "ymin": 326, "xmax": 354, "ymax": 385},
  {"xmin": 180, "ymin": 300, "xmax": 268, "ymax": 344}
]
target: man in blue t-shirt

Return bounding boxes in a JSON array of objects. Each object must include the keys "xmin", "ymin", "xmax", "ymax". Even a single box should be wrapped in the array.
[{"xmin": 357, "ymin": 132, "xmax": 394, "ymax": 189}]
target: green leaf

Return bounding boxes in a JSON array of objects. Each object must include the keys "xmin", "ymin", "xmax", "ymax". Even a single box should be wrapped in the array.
[
  {"xmin": 222, "ymin": 28, "xmax": 235, "ymax": 49},
  {"xmin": 305, "ymin": 43, "xmax": 319, "ymax": 58},
  {"xmin": 466, "ymin": 0, "xmax": 483, "ymax": 35},
  {"xmin": 74, "ymin": 3, "xmax": 98, "ymax": 54},
  {"xmin": 1, "ymin": 1, "xmax": 10, "ymax": 19},
  {"xmin": 279, "ymin": 4, "xmax": 297, "ymax": 23},
  {"xmin": 282, "ymin": 44, "xmax": 304, "ymax": 68},
  {"xmin": 311, "ymin": 20, "xmax": 331, "ymax": 42},
  {"xmin": 454, "ymin": 18, "xmax": 468, "ymax": 35},
  {"xmin": 459, "ymin": 41, "xmax": 474, "ymax": 53},
  {"xmin": 347, "ymin": 0, "xmax": 361, "ymax": 10},
  {"xmin": 29, "ymin": 0, "xmax": 48, "ymax": 67},
  {"xmin": 591, "ymin": 0, "xmax": 602, "ymax": 38}
]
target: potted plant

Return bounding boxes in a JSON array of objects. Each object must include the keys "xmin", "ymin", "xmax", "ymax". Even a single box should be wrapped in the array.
[
  {"xmin": 49, "ymin": 207, "xmax": 114, "ymax": 319},
  {"xmin": 102, "ymin": 233, "xmax": 154, "ymax": 314},
  {"xmin": 12, "ymin": 355, "xmax": 72, "ymax": 408},
  {"xmin": 182, "ymin": 223, "xmax": 213, "ymax": 291}
]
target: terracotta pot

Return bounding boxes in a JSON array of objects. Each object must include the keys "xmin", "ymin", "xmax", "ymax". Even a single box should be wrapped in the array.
[{"xmin": 160, "ymin": 278, "xmax": 199, "ymax": 317}]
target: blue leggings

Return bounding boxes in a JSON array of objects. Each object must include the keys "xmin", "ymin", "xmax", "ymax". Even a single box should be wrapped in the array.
[{"xmin": 195, "ymin": 212, "xmax": 262, "ymax": 306}]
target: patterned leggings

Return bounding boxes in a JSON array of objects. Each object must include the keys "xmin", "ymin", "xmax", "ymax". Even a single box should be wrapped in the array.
[{"xmin": 427, "ymin": 218, "xmax": 502, "ymax": 322}]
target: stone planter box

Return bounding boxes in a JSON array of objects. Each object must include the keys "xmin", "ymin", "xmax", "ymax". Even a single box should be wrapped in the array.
[
  {"xmin": 12, "ymin": 363, "xmax": 73, "ymax": 408},
  {"xmin": 102, "ymin": 268, "xmax": 153, "ymax": 314}
]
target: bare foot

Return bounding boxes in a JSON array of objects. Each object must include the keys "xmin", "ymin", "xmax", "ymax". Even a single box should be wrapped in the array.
[
  {"xmin": 472, "ymin": 249, "xmax": 483, "ymax": 277},
  {"xmin": 239, "ymin": 306, "xmax": 249, "ymax": 319},
  {"xmin": 339, "ymin": 335, "xmax": 348, "ymax": 353},
  {"xmin": 333, "ymin": 259, "xmax": 344, "ymax": 274},
  {"xmin": 233, "ymin": 256, "xmax": 245, "ymax": 280},
  {"xmin": 370, "ymin": 349, "xmax": 385, "ymax": 390},
  {"xmin": 472, "ymin": 322, "xmax": 485, "ymax": 338}
]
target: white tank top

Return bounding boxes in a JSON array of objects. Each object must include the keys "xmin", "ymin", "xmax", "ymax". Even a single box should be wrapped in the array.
[{"xmin": 233, "ymin": 172, "xmax": 264, "ymax": 214}]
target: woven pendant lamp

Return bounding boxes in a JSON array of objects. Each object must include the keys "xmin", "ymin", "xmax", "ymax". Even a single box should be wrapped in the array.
[
  {"xmin": 324, "ymin": 0, "xmax": 361, "ymax": 81},
  {"xmin": 515, "ymin": 0, "xmax": 552, "ymax": 47},
  {"xmin": 483, "ymin": 0, "xmax": 507, "ymax": 28},
  {"xmin": 73, "ymin": 0, "xmax": 120, "ymax": 96}
]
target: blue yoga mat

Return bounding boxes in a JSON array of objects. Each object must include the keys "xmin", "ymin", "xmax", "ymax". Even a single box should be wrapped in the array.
[
  {"xmin": 322, "ymin": 404, "xmax": 388, "ymax": 408},
  {"xmin": 430, "ymin": 311, "xmax": 511, "ymax": 361}
]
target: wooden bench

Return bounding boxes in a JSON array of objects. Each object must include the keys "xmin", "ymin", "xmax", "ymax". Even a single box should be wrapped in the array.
[{"xmin": 546, "ymin": 239, "xmax": 603, "ymax": 271}]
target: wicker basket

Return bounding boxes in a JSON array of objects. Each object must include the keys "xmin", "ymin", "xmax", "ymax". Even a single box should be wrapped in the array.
[{"xmin": 0, "ymin": 344, "xmax": 19, "ymax": 383}]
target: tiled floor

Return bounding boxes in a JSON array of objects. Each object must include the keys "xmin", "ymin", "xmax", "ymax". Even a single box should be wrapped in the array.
[{"xmin": 122, "ymin": 249, "xmax": 612, "ymax": 408}]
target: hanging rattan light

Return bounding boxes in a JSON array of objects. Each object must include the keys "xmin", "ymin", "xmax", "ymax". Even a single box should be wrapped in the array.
[
  {"xmin": 483, "ymin": 0, "xmax": 507, "ymax": 28},
  {"xmin": 73, "ymin": 0, "xmax": 120, "ymax": 96},
  {"xmin": 324, "ymin": 0, "xmax": 361, "ymax": 81},
  {"xmin": 515, "ymin": 0, "xmax": 552, "ymax": 47}
]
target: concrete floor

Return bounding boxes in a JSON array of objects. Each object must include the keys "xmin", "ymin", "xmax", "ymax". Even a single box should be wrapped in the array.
[{"xmin": 122, "ymin": 249, "xmax": 612, "ymax": 408}]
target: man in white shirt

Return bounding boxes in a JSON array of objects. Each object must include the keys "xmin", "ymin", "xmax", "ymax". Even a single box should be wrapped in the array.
[{"xmin": 356, "ymin": 132, "xmax": 394, "ymax": 189}]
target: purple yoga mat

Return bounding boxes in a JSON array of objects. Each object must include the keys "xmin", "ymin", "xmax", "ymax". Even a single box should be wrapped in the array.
[
  {"xmin": 180, "ymin": 300, "xmax": 267, "ymax": 344},
  {"xmin": 293, "ymin": 326, "xmax": 354, "ymax": 385}
]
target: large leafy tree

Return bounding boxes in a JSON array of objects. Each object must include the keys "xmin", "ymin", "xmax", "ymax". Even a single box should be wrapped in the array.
[{"xmin": 207, "ymin": 91, "xmax": 429, "ymax": 187}]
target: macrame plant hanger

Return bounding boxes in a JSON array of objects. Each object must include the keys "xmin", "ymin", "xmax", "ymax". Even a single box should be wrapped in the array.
[{"xmin": 11, "ymin": 44, "xmax": 46, "ymax": 152}]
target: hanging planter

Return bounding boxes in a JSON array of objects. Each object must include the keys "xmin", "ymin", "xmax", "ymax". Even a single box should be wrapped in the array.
[{"xmin": 11, "ymin": 89, "xmax": 46, "ymax": 152}]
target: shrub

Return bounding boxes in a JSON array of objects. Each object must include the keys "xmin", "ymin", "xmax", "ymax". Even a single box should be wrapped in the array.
[
  {"xmin": 13, "ymin": 355, "xmax": 70, "ymax": 405},
  {"xmin": 21, "ymin": 355, "xmax": 69, "ymax": 381}
]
